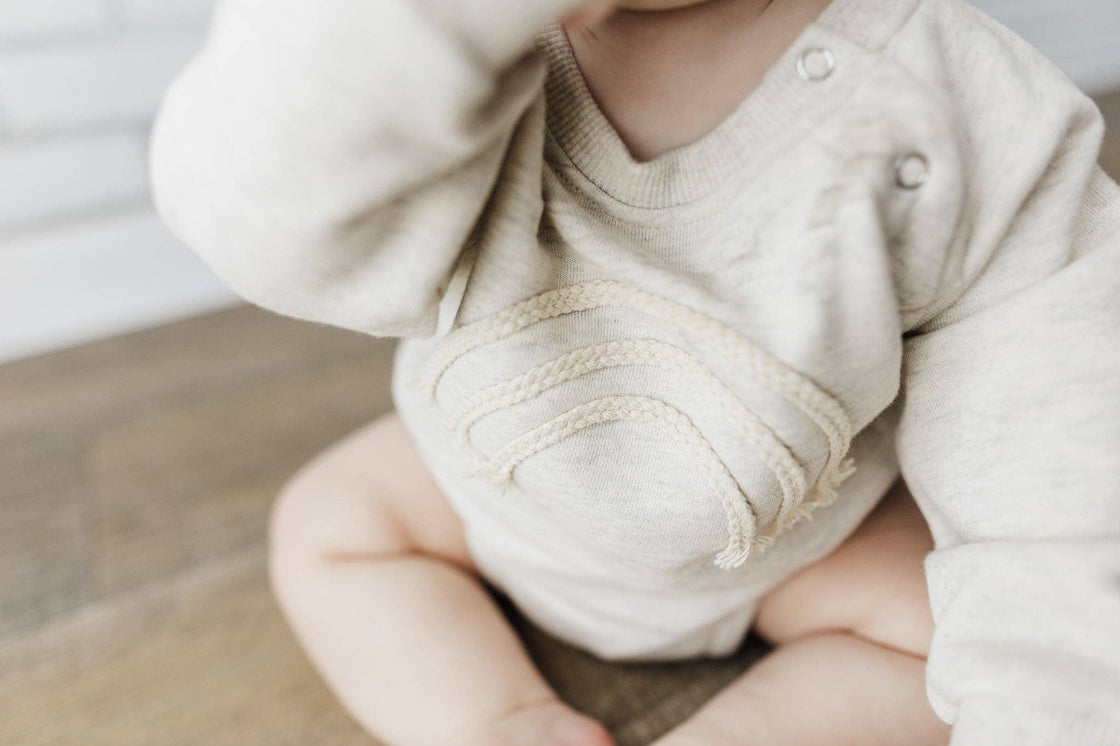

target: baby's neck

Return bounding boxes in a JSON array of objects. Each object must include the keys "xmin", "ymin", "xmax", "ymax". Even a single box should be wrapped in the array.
[{"xmin": 564, "ymin": 0, "xmax": 831, "ymax": 162}]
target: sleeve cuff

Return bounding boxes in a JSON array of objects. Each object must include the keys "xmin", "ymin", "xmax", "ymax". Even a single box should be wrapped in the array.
[
  {"xmin": 951, "ymin": 699, "xmax": 1120, "ymax": 746},
  {"xmin": 418, "ymin": 0, "xmax": 586, "ymax": 66}
]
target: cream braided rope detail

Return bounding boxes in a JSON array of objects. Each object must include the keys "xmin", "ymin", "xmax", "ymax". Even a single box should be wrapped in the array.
[
  {"xmin": 418, "ymin": 279, "xmax": 855, "ymax": 507},
  {"xmin": 469, "ymin": 394, "xmax": 760, "ymax": 569},
  {"xmin": 445, "ymin": 338, "xmax": 809, "ymax": 530}
]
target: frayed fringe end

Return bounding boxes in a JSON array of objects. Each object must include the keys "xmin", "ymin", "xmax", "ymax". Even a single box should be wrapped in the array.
[
  {"xmin": 714, "ymin": 456, "xmax": 857, "ymax": 571},
  {"xmin": 714, "ymin": 542, "xmax": 753, "ymax": 570},
  {"xmin": 786, "ymin": 456, "xmax": 856, "ymax": 522},
  {"xmin": 714, "ymin": 529, "xmax": 780, "ymax": 569},
  {"xmin": 440, "ymin": 417, "xmax": 470, "ymax": 446},
  {"xmin": 468, "ymin": 450, "xmax": 858, "ymax": 574},
  {"xmin": 467, "ymin": 460, "xmax": 513, "ymax": 492},
  {"xmin": 410, "ymin": 375, "xmax": 432, "ymax": 400}
]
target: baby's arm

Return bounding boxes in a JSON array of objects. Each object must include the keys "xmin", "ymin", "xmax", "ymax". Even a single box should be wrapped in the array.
[
  {"xmin": 151, "ymin": 3, "xmax": 626, "ymax": 745},
  {"xmin": 895, "ymin": 10, "xmax": 1120, "ymax": 743},
  {"xmin": 151, "ymin": 0, "xmax": 586, "ymax": 338}
]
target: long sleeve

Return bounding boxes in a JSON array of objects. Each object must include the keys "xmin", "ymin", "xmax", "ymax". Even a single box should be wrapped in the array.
[
  {"xmin": 149, "ymin": 0, "xmax": 582, "ymax": 337},
  {"xmin": 894, "ymin": 6, "xmax": 1120, "ymax": 742}
]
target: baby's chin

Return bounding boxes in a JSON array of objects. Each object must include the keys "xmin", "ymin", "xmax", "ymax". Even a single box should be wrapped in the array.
[{"xmin": 614, "ymin": 0, "xmax": 713, "ymax": 9}]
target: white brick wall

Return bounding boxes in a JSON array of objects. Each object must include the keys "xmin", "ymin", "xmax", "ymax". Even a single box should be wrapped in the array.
[
  {"xmin": 0, "ymin": 32, "xmax": 205, "ymax": 134},
  {"xmin": 0, "ymin": 0, "xmax": 110, "ymax": 44},
  {"xmin": 0, "ymin": 0, "xmax": 1115, "ymax": 363},
  {"xmin": 117, "ymin": 0, "xmax": 216, "ymax": 28},
  {"xmin": 0, "ymin": 131, "xmax": 147, "ymax": 228},
  {"xmin": 0, "ymin": 0, "xmax": 233, "ymax": 363},
  {"xmin": 971, "ymin": 0, "xmax": 1120, "ymax": 94},
  {"xmin": 0, "ymin": 211, "xmax": 235, "ymax": 360}
]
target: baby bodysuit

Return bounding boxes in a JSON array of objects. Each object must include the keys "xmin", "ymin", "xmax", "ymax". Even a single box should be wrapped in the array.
[{"xmin": 150, "ymin": 0, "xmax": 1120, "ymax": 742}]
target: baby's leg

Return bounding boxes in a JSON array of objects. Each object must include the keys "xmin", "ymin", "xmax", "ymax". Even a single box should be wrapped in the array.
[
  {"xmin": 269, "ymin": 412, "xmax": 613, "ymax": 746},
  {"xmin": 653, "ymin": 478, "xmax": 951, "ymax": 746}
]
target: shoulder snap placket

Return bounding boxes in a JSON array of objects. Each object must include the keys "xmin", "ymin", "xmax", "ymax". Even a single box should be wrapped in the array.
[{"xmin": 536, "ymin": 0, "xmax": 920, "ymax": 210}]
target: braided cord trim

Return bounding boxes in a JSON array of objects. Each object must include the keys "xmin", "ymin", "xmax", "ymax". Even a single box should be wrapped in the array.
[
  {"xmin": 469, "ymin": 394, "xmax": 760, "ymax": 569},
  {"xmin": 446, "ymin": 338, "xmax": 809, "ymax": 529},
  {"xmin": 419, "ymin": 280, "xmax": 858, "ymax": 566},
  {"xmin": 418, "ymin": 279, "xmax": 854, "ymax": 506}
]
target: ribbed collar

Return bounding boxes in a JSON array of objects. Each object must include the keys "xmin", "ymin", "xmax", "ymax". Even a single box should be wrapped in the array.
[{"xmin": 536, "ymin": 0, "xmax": 918, "ymax": 209}]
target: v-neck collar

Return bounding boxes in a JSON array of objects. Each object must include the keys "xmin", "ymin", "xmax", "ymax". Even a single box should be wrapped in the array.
[{"xmin": 536, "ymin": 0, "xmax": 918, "ymax": 209}]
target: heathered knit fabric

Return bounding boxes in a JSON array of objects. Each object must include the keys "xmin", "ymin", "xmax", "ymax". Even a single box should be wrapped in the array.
[{"xmin": 150, "ymin": 0, "xmax": 1120, "ymax": 742}]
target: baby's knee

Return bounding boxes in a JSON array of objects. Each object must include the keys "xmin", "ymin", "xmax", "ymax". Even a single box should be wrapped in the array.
[
  {"xmin": 268, "ymin": 466, "xmax": 323, "ymax": 564},
  {"xmin": 855, "ymin": 578, "xmax": 935, "ymax": 659},
  {"xmin": 757, "ymin": 482, "xmax": 936, "ymax": 659},
  {"xmin": 268, "ymin": 447, "xmax": 407, "ymax": 577},
  {"xmin": 758, "ymin": 559, "xmax": 935, "ymax": 660}
]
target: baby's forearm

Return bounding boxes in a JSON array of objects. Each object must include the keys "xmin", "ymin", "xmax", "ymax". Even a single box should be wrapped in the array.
[{"xmin": 151, "ymin": 0, "xmax": 585, "ymax": 340}]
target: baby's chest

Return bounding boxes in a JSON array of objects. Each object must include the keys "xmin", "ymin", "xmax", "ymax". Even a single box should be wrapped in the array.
[
  {"xmin": 428, "ymin": 80, "xmax": 956, "ymax": 575},
  {"xmin": 421, "ymin": 247, "xmax": 903, "ymax": 575}
]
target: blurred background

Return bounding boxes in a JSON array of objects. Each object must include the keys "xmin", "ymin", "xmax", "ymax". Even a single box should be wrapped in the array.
[
  {"xmin": 1, "ymin": 0, "xmax": 1118, "ymax": 363},
  {"xmin": 1, "ymin": 2, "xmax": 1118, "ymax": 745}
]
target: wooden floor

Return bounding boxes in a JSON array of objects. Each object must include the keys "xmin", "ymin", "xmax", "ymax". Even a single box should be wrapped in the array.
[
  {"xmin": 3, "ymin": 90, "xmax": 1119, "ymax": 746},
  {"xmin": 0, "ymin": 307, "xmax": 763, "ymax": 746}
]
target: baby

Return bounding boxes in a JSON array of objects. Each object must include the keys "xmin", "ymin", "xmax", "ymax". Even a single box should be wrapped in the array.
[{"xmin": 150, "ymin": 0, "xmax": 1120, "ymax": 744}]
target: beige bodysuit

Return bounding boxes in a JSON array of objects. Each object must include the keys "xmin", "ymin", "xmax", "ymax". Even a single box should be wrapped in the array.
[{"xmin": 151, "ymin": 0, "xmax": 1120, "ymax": 741}]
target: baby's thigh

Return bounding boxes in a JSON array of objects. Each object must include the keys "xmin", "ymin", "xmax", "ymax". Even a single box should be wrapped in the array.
[
  {"xmin": 269, "ymin": 411, "xmax": 475, "ymax": 572},
  {"xmin": 753, "ymin": 478, "xmax": 934, "ymax": 658}
]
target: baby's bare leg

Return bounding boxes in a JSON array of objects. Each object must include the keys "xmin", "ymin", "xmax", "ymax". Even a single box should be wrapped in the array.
[
  {"xmin": 653, "ymin": 479, "xmax": 951, "ymax": 746},
  {"xmin": 269, "ymin": 412, "xmax": 613, "ymax": 746}
]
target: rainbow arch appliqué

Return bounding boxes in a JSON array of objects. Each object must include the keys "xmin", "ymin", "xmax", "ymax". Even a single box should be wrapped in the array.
[{"xmin": 415, "ymin": 279, "xmax": 856, "ymax": 569}]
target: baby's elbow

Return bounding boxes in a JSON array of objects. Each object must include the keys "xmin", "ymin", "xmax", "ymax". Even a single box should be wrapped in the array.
[
  {"xmin": 149, "ymin": 79, "xmax": 445, "ymax": 340},
  {"xmin": 150, "ymin": 102, "xmax": 306, "ymax": 305},
  {"xmin": 153, "ymin": 161, "xmax": 441, "ymax": 339},
  {"xmin": 150, "ymin": 62, "xmax": 305, "ymax": 270},
  {"xmin": 234, "ymin": 260, "xmax": 443, "ymax": 340},
  {"xmin": 149, "ymin": 142, "xmax": 269, "ymax": 306},
  {"xmin": 150, "ymin": 79, "xmax": 251, "ymax": 267}
]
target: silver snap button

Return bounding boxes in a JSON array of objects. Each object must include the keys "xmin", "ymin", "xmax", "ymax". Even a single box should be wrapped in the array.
[
  {"xmin": 797, "ymin": 48, "xmax": 835, "ymax": 81},
  {"xmin": 894, "ymin": 152, "xmax": 930, "ymax": 189}
]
